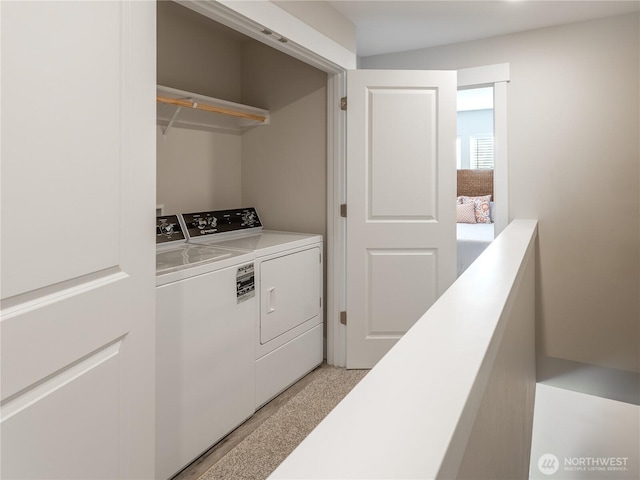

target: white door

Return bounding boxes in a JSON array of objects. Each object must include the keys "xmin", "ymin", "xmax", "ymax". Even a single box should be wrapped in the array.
[
  {"xmin": 1, "ymin": 2, "xmax": 156, "ymax": 479},
  {"xmin": 346, "ymin": 70, "xmax": 457, "ymax": 368}
]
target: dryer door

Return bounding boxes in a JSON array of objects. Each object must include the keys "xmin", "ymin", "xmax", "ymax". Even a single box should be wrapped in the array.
[{"xmin": 260, "ymin": 246, "xmax": 321, "ymax": 344}]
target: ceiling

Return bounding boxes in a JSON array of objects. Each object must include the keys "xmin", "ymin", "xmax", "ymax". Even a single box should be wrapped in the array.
[{"xmin": 327, "ymin": 1, "xmax": 640, "ymax": 57}]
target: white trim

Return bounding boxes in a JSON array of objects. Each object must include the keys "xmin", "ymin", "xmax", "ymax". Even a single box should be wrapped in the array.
[
  {"xmin": 493, "ymin": 81, "xmax": 509, "ymax": 235},
  {"xmin": 326, "ymin": 72, "xmax": 347, "ymax": 367},
  {"xmin": 458, "ymin": 63, "xmax": 510, "ymax": 87},
  {"xmin": 176, "ymin": 0, "xmax": 356, "ymax": 74},
  {"xmin": 1, "ymin": 339, "xmax": 123, "ymax": 422}
]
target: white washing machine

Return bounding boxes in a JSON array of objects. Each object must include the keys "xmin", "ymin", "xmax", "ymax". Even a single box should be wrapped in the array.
[
  {"xmin": 155, "ymin": 215, "xmax": 256, "ymax": 480},
  {"xmin": 184, "ymin": 208, "xmax": 324, "ymax": 408}
]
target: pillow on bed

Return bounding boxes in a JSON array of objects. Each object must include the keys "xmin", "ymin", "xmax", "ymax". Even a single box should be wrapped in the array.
[
  {"xmin": 460, "ymin": 195, "xmax": 492, "ymax": 224},
  {"xmin": 456, "ymin": 202, "xmax": 477, "ymax": 223}
]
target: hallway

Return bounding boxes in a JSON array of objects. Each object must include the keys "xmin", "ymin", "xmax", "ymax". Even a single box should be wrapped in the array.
[{"xmin": 173, "ymin": 363, "xmax": 639, "ymax": 480}]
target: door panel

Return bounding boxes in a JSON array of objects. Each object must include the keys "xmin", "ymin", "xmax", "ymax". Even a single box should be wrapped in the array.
[
  {"xmin": 1, "ymin": 1, "xmax": 123, "ymax": 298},
  {"xmin": 2, "ymin": 344, "xmax": 121, "ymax": 479},
  {"xmin": 0, "ymin": 2, "xmax": 156, "ymax": 478},
  {"xmin": 369, "ymin": 88, "xmax": 437, "ymax": 219},
  {"xmin": 1, "ymin": 275, "xmax": 132, "ymax": 400},
  {"xmin": 347, "ymin": 70, "xmax": 456, "ymax": 368},
  {"xmin": 368, "ymin": 249, "xmax": 437, "ymax": 335}
]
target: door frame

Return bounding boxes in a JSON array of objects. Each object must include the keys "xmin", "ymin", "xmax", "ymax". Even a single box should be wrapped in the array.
[{"xmin": 326, "ymin": 72, "xmax": 348, "ymax": 366}]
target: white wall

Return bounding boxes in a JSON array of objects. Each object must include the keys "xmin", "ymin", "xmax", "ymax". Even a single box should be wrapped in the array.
[
  {"xmin": 362, "ymin": 13, "xmax": 640, "ymax": 374},
  {"xmin": 457, "ymin": 244, "xmax": 536, "ymax": 479},
  {"xmin": 156, "ymin": 127, "xmax": 242, "ymax": 214},
  {"xmin": 241, "ymin": 41, "xmax": 328, "ymax": 236}
]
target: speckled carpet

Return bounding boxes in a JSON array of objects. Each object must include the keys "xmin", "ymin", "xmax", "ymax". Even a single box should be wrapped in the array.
[{"xmin": 198, "ymin": 365, "xmax": 368, "ymax": 480}]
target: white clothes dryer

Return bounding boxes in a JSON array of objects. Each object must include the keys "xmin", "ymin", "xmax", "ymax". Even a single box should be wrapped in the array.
[
  {"xmin": 184, "ymin": 208, "xmax": 323, "ymax": 408},
  {"xmin": 155, "ymin": 215, "xmax": 256, "ymax": 480}
]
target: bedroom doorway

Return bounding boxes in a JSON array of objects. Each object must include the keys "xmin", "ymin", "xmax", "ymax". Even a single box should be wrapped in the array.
[
  {"xmin": 457, "ymin": 87, "xmax": 494, "ymax": 171},
  {"xmin": 456, "ymin": 64, "xmax": 509, "ymax": 237},
  {"xmin": 456, "ymin": 86, "xmax": 496, "ymax": 276}
]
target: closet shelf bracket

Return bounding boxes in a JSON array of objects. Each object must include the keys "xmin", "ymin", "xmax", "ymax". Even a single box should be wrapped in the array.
[{"xmin": 162, "ymin": 105, "xmax": 183, "ymax": 138}]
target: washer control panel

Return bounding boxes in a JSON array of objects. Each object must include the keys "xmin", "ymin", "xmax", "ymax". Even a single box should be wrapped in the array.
[
  {"xmin": 181, "ymin": 208, "xmax": 262, "ymax": 240},
  {"xmin": 156, "ymin": 215, "xmax": 186, "ymax": 244}
]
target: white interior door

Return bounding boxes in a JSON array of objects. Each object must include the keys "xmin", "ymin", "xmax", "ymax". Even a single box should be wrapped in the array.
[
  {"xmin": 346, "ymin": 69, "xmax": 457, "ymax": 368},
  {"xmin": 1, "ymin": 2, "xmax": 156, "ymax": 478}
]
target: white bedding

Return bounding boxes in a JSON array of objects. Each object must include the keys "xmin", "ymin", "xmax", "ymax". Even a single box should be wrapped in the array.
[{"xmin": 457, "ymin": 223, "xmax": 495, "ymax": 277}]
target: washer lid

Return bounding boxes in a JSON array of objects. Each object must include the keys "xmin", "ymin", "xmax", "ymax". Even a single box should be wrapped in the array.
[
  {"xmin": 156, "ymin": 244, "xmax": 232, "ymax": 275},
  {"xmin": 212, "ymin": 230, "xmax": 322, "ymax": 257}
]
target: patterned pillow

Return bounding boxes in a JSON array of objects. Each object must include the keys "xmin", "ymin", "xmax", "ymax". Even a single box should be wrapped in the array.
[
  {"xmin": 456, "ymin": 202, "xmax": 477, "ymax": 223},
  {"xmin": 460, "ymin": 195, "xmax": 492, "ymax": 224}
]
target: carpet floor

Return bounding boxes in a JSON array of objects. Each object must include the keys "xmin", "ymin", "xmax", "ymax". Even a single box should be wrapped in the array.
[{"xmin": 197, "ymin": 365, "xmax": 367, "ymax": 480}]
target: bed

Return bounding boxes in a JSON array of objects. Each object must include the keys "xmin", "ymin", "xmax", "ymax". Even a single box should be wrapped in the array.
[{"xmin": 456, "ymin": 169, "xmax": 495, "ymax": 276}]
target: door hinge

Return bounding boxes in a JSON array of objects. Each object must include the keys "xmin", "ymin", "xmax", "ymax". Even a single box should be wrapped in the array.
[
  {"xmin": 340, "ymin": 311, "xmax": 347, "ymax": 325},
  {"xmin": 340, "ymin": 204, "xmax": 347, "ymax": 218},
  {"xmin": 340, "ymin": 96, "xmax": 347, "ymax": 111}
]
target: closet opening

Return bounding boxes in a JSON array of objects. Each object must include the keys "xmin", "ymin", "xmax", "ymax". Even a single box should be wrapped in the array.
[{"xmin": 154, "ymin": 3, "xmax": 331, "ymax": 478}]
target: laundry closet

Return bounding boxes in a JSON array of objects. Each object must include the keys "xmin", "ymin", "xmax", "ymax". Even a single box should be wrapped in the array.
[{"xmin": 155, "ymin": 3, "xmax": 329, "ymax": 478}]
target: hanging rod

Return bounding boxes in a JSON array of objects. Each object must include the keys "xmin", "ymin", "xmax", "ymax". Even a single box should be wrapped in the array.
[{"xmin": 156, "ymin": 95, "xmax": 268, "ymax": 123}]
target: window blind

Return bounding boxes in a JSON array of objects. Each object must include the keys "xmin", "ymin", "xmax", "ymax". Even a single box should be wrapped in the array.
[{"xmin": 470, "ymin": 136, "xmax": 494, "ymax": 169}]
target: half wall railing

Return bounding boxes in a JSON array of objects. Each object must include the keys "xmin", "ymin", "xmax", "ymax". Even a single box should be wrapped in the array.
[{"xmin": 270, "ymin": 219, "xmax": 538, "ymax": 479}]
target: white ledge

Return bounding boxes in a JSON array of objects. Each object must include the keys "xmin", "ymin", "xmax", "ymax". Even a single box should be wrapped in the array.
[{"xmin": 270, "ymin": 219, "xmax": 538, "ymax": 479}]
